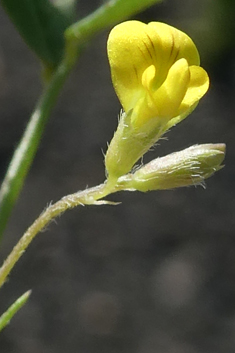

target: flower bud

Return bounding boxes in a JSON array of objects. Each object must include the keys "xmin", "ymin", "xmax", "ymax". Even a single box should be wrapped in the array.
[{"xmin": 122, "ymin": 144, "xmax": 225, "ymax": 192}]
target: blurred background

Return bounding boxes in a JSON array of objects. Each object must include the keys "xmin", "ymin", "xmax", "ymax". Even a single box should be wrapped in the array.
[{"xmin": 0, "ymin": 0, "xmax": 234, "ymax": 352}]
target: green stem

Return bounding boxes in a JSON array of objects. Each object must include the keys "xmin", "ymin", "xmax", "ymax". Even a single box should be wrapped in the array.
[
  {"xmin": 0, "ymin": 181, "xmax": 121, "ymax": 288},
  {"xmin": 66, "ymin": 0, "xmax": 163, "ymax": 43},
  {"xmin": 0, "ymin": 290, "xmax": 31, "ymax": 332},
  {"xmin": 0, "ymin": 57, "xmax": 77, "ymax": 240}
]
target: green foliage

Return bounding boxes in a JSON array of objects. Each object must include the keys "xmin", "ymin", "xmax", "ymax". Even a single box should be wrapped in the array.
[{"xmin": 0, "ymin": 0, "xmax": 71, "ymax": 68}]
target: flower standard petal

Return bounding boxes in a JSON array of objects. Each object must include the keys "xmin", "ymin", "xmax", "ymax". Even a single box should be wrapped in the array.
[
  {"xmin": 147, "ymin": 22, "xmax": 200, "ymax": 83},
  {"xmin": 148, "ymin": 22, "xmax": 200, "ymax": 65},
  {"xmin": 107, "ymin": 20, "xmax": 154, "ymax": 112}
]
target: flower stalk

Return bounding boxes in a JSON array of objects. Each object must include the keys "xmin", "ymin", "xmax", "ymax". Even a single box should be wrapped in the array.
[{"xmin": 0, "ymin": 181, "xmax": 124, "ymax": 288}]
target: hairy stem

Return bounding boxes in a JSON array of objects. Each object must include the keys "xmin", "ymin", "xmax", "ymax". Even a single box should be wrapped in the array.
[{"xmin": 0, "ymin": 181, "xmax": 119, "ymax": 288}]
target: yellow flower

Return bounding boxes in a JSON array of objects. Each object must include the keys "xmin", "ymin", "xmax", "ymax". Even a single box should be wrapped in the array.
[
  {"xmin": 107, "ymin": 20, "xmax": 209, "ymax": 128},
  {"xmin": 105, "ymin": 21, "xmax": 209, "ymax": 181}
]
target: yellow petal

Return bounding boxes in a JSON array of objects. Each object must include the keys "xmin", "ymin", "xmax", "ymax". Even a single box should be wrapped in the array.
[
  {"xmin": 153, "ymin": 58, "xmax": 190, "ymax": 119},
  {"xmin": 141, "ymin": 64, "xmax": 156, "ymax": 91},
  {"xmin": 179, "ymin": 66, "xmax": 209, "ymax": 114},
  {"xmin": 147, "ymin": 22, "xmax": 200, "ymax": 87},
  {"xmin": 107, "ymin": 21, "xmax": 153, "ymax": 112},
  {"xmin": 130, "ymin": 59, "xmax": 190, "ymax": 127},
  {"xmin": 107, "ymin": 20, "xmax": 201, "ymax": 117},
  {"xmin": 148, "ymin": 22, "xmax": 200, "ymax": 66}
]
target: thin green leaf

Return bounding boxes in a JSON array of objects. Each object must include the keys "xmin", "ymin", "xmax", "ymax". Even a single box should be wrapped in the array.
[
  {"xmin": 0, "ymin": 0, "xmax": 71, "ymax": 67},
  {"xmin": 0, "ymin": 290, "xmax": 31, "ymax": 332}
]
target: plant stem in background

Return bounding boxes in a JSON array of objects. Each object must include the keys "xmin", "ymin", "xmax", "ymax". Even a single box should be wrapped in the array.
[
  {"xmin": 0, "ymin": 59, "xmax": 77, "ymax": 239},
  {"xmin": 66, "ymin": 0, "xmax": 163, "ymax": 45}
]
